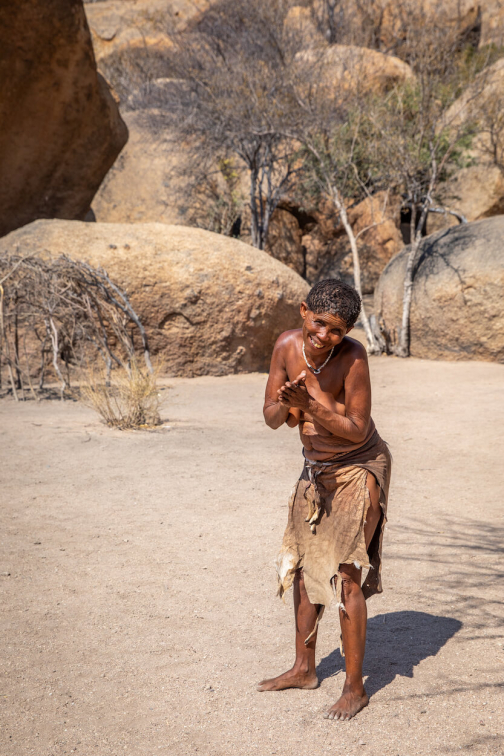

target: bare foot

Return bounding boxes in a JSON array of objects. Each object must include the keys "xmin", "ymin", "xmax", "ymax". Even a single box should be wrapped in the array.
[
  {"xmin": 257, "ymin": 667, "xmax": 319, "ymax": 692},
  {"xmin": 323, "ymin": 684, "xmax": 369, "ymax": 720}
]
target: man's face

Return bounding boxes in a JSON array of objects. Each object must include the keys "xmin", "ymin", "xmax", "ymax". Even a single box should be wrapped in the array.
[{"xmin": 300, "ymin": 303, "xmax": 352, "ymax": 356}]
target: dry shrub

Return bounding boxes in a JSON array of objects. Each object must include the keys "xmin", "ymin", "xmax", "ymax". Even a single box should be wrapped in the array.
[{"xmin": 81, "ymin": 359, "xmax": 162, "ymax": 430}]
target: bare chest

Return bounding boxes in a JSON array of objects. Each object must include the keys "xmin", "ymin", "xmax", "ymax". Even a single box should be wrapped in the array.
[{"xmin": 286, "ymin": 352, "xmax": 346, "ymax": 409}]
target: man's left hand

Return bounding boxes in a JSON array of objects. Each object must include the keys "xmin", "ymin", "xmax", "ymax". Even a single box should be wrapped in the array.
[{"xmin": 278, "ymin": 376, "xmax": 312, "ymax": 411}]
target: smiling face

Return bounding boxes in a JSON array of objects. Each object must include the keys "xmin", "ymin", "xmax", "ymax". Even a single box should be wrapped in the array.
[{"xmin": 300, "ymin": 302, "xmax": 352, "ymax": 358}]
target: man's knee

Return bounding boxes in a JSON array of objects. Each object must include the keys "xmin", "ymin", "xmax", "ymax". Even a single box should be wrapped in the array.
[{"xmin": 339, "ymin": 564, "xmax": 362, "ymax": 601}]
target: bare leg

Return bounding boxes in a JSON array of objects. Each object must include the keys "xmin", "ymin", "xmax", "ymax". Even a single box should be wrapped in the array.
[
  {"xmin": 324, "ymin": 563, "xmax": 368, "ymax": 719},
  {"xmin": 257, "ymin": 569, "xmax": 320, "ymax": 691},
  {"xmin": 324, "ymin": 474, "xmax": 381, "ymax": 720}
]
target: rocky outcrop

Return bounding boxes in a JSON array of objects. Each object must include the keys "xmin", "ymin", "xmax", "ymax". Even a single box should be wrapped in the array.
[
  {"xmin": 92, "ymin": 111, "xmax": 189, "ymax": 225},
  {"xmin": 0, "ymin": 220, "xmax": 309, "ymax": 376},
  {"xmin": 0, "ymin": 0, "xmax": 128, "ymax": 239},
  {"xmin": 84, "ymin": 0, "xmax": 210, "ymax": 59},
  {"xmin": 84, "ymin": 0, "xmax": 211, "ymax": 103},
  {"xmin": 374, "ymin": 216, "xmax": 504, "ymax": 361}
]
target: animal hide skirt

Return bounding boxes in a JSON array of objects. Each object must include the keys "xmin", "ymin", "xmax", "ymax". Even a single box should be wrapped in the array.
[{"xmin": 275, "ymin": 430, "xmax": 392, "ymax": 643}]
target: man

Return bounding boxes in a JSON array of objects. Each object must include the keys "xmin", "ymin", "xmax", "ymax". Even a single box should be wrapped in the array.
[{"xmin": 258, "ymin": 279, "xmax": 392, "ymax": 721}]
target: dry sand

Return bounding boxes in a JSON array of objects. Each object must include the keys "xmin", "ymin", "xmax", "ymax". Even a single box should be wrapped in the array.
[{"xmin": 1, "ymin": 357, "xmax": 503, "ymax": 756}]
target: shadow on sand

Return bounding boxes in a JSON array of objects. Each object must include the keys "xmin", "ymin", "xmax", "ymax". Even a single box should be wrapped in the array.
[{"xmin": 316, "ymin": 610, "xmax": 462, "ymax": 697}]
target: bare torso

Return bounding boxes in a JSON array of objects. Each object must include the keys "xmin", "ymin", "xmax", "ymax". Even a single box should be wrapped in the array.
[{"xmin": 264, "ymin": 329, "xmax": 374, "ymax": 461}]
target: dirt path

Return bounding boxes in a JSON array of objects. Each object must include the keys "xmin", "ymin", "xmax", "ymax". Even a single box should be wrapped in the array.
[{"xmin": 1, "ymin": 358, "xmax": 503, "ymax": 756}]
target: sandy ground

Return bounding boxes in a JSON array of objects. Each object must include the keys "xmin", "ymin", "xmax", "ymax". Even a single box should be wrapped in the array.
[{"xmin": 1, "ymin": 356, "xmax": 504, "ymax": 756}]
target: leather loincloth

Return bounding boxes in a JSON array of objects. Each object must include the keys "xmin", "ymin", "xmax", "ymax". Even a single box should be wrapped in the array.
[{"xmin": 275, "ymin": 430, "xmax": 392, "ymax": 643}]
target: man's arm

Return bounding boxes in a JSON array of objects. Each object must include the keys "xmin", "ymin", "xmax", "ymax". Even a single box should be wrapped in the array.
[
  {"xmin": 263, "ymin": 333, "xmax": 301, "ymax": 430},
  {"xmin": 279, "ymin": 346, "xmax": 372, "ymax": 443}
]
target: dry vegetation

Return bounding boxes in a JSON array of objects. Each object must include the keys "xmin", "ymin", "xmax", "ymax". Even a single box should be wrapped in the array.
[
  {"xmin": 81, "ymin": 359, "xmax": 162, "ymax": 430},
  {"xmin": 0, "ymin": 251, "xmax": 159, "ymax": 427}
]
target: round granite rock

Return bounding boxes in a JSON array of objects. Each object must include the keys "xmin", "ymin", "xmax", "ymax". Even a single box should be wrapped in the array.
[{"xmin": 374, "ymin": 216, "xmax": 504, "ymax": 362}]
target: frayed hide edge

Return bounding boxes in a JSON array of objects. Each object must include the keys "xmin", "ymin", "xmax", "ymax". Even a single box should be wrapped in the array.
[
  {"xmin": 275, "ymin": 548, "xmax": 299, "ymax": 602},
  {"xmin": 304, "ymin": 605, "xmax": 325, "ymax": 645}
]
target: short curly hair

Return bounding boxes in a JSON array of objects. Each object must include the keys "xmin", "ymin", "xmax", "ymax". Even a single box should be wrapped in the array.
[{"xmin": 305, "ymin": 279, "xmax": 361, "ymax": 328}]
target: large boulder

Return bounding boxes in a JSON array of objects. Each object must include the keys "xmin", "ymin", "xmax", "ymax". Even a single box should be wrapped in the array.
[
  {"xmin": 92, "ymin": 111, "xmax": 188, "ymax": 224},
  {"xmin": 295, "ymin": 45, "xmax": 414, "ymax": 95},
  {"xmin": 427, "ymin": 164, "xmax": 504, "ymax": 235},
  {"xmin": 374, "ymin": 216, "xmax": 504, "ymax": 361},
  {"xmin": 0, "ymin": 220, "xmax": 309, "ymax": 376},
  {"xmin": 0, "ymin": 0, "xmax": 128, "ymax": 239}
]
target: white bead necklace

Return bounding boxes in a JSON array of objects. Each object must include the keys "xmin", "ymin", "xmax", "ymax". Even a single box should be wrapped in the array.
[{"xmin": 302, "ymin": 342, "xmax": 335, "ymax": 374}]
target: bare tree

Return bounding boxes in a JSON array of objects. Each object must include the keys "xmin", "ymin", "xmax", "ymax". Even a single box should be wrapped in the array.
[
  {"xmin": 283, "ymin": 48, "xmax": 392, "ymax": 354},
  {"xmin": 155, "ymin": 0, "xmax": 302, "ymax": 250},
  {"xmin": 294, "ymin": 138, "xmax": 385, "ymax": 352}
]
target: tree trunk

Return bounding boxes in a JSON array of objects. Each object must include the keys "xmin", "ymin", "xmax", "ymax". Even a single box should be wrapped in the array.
[
  {"xmin": 335, "ymin": 193, "xmax": 383, "ymax": 355},
  {"xmin": 395, "ymin": 203, "xmax": 430, "ymax": 358},
  {"xmin": 249, "ymin": 169, "xmax": 261, "ymax": 248}
]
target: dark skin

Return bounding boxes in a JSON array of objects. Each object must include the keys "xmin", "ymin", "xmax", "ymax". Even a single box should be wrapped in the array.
[{"xmin": 257, "ymin": 303, "xmax": 382, "ymax": 721}]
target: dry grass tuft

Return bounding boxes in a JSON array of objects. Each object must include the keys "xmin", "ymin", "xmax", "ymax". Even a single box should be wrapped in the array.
[{"xmin": 81, "ymin": 360, "xmax": 162, "ymax": 430}]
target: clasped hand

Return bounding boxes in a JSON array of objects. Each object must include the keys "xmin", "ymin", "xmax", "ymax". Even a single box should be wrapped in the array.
[{"xmin": 277, "ymin": 371, "xmax": 312, "ymax": 410}]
